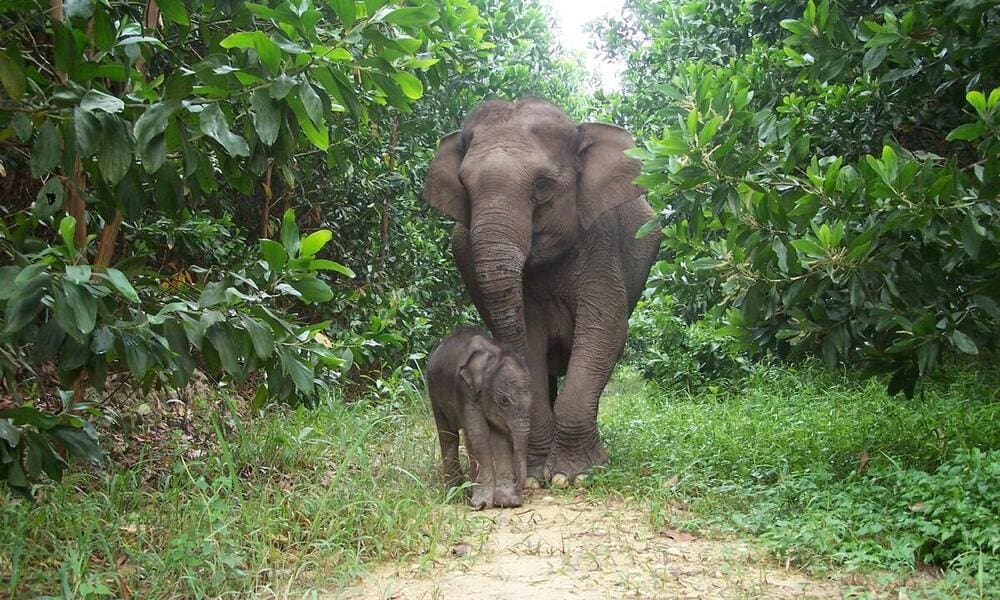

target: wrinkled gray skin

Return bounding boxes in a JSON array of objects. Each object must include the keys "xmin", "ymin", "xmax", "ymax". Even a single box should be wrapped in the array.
[
  {"xmin": 426, "ymin": 327, "xmax": 532, "ymax": 509},
  {"xmin": 423, "ymin": 98, "xmax": 661, "ymax": 485}
]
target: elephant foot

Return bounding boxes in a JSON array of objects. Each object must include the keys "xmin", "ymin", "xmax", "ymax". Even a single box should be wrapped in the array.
[
  {"xmin": 546, "ymin": 436, "xmax": 608, "ymax": 485},
  {"xmin": 469, "ymin": 486, "xmax": 494, "ymax": 510},
  {"xmin": 493, "ymin": 486, "xmax": 523, "ymax": 508}
]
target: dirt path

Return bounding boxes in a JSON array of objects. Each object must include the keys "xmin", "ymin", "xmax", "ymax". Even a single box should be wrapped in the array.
[{"xmin": 337, "ymin": 493, "xmax": 895, "ymax": 599}]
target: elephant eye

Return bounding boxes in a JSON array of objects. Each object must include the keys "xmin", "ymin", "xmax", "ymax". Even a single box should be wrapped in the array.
[
  {"xmin": 497, "ymin": 395, "xmax": 511, "ymax": 406},
  {"xmin": 533, "ymin": 177, "xmax": 556, "ymax": 204}
]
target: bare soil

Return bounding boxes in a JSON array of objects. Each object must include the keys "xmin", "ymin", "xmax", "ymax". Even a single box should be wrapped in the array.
[{"xmin": 336, "ymin": 493, "xmax": 915, "ymax": 599}]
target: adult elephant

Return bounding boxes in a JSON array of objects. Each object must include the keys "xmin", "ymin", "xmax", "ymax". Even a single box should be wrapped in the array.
[{"xmin": 422, "ymin": 98, "xmax": 660, "ymax": 486}]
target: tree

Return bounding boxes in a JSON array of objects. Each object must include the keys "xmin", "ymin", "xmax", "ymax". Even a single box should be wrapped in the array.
[{"xmin": 599, "ymin": 0, "xmax": 999, "ymax": 394}]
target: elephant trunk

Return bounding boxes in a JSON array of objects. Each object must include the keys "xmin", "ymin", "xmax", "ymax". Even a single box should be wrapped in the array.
[
  {"xmin": 470, "ymin": 210, "xmax": 530, "ymax": 356},
  {"xmin": 511, "ymin": 425, "xmax": 529, "ymax": 489}
]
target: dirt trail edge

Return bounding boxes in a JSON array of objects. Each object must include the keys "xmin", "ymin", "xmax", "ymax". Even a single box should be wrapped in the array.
[{"xmin": 337, "ymin": 494, "xmax": 896, "ymax": 600}]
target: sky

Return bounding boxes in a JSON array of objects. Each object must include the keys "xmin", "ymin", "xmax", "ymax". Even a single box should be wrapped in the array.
[{"xmin": 543, "ymin": 0, "xmax": 626, "ymax": 91}]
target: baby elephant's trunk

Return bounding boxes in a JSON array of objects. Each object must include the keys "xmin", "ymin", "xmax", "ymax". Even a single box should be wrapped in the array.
[{"xmin": 511, "ymin": 426, "xmax": 530, "ymax": 490}]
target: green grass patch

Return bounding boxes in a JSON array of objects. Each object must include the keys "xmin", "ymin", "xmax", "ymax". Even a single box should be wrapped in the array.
[
  {"xmin": 592, "ymin": 363, "xmax": 1000, "ymax": 598},
  {"xmin": 0, "ymin": 392, "xmax": 471, "ymax": 598}
]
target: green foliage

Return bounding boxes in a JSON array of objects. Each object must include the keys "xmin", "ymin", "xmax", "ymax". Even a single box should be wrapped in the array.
[
  {"xmin": 603, "ymin": 0, "xmax": 1000, "ymax": 394},
  {"xmin": 0, "ymin": 386, "xmax": 474, "ymax": 597},
  {"xmin": 0, "ymin": 210, "xmax": 351, "ymax": 493},
  {"xmin": 594, "ymin": 363, "xmax": 1000, "ymax": 595},
  {"xmin": 626, "ymin": 292, "xmax": 749, "ymax": 391}
]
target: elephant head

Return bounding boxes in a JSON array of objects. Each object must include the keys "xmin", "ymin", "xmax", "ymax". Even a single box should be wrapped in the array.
[
  {"xmin": 458, "ymin": 339, "xmax": 532, "ymax": 489},
  {"xmin": 423, "ymin": 98, "xmax": 643, "ymax": 355}
]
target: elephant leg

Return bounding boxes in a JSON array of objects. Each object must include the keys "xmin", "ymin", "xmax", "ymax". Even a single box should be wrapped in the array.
[
  {"xmin": 524, "ymin": 306, "xmax": 554, "ymax": 483},
  {"xmin": 490, "ymin": 428, "xmax": 522, "ymax": 508},
  {"xmin": 463, "ymin": 404, "xmax": 495, "ymax": 510},
  {"xmin": 546, "ymin": 314, "xmax": 627, "ymax": 485},
  {"xmin": 432, "ymin": 405, "xmax": 463, "ymax": 492}
]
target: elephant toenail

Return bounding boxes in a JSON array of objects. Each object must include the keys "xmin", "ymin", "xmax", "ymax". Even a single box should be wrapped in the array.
[
  {"xmin": 551, "ymin": 473, "xmax": 570, "ymax": 488},
  {"xmin": 525, "ymin": 476, "xmax": 541, "ymax": 489},
  {"xmin": 573, "ymin": 473, "xmax": 588, "ymax": 487}
]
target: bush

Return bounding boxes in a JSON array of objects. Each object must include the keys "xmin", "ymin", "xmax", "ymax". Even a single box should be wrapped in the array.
[
  {"xmin": 602, "ymin": 0, "xmax": 1000, "ymax": 395},
  {"xmin": 627, "ymin": 292, "xmax": 749, "ymax": 390}
]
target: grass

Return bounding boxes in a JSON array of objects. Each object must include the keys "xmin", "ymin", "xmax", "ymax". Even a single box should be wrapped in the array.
[
  {"xmin": 1, "ymin": 361, "xmax": 997, "ymax": 598},
  {"xmin": 591, "ymin": 362, "xmax": 1000, "ymax": 598},
  {"xmin": 0, "ymin": 389, "xmax": 476, "ymax": 598}
]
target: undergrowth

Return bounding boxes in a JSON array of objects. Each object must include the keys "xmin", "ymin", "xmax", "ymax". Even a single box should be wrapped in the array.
[
  {"xmin": 593, "ymin": 363, "xmax": 1000, "ymax": 598},
  {"xmin": 0, "ymin": 390, "xmax": 471, "ymax": 598}
]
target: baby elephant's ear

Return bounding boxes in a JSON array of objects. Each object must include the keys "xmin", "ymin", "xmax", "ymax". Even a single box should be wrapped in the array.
[{"xmin": 458, "ymin": 348, "xmax": 493, "ymax": 398}]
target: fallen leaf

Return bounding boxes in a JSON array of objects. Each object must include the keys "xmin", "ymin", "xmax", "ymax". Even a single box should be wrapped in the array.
[
  {"xmin": 909, "ymin": 502, "xmax": 927, "ymax": 512},
  {"xmin": 662, "ymin": 474, "xmax": 680, "ymax": 489},
  {"xmin": 451, "ymin": 543, "xmax": 471, "ymax": 557},
  {"xmin": 660, "ymin": 528, "xmax": 696, "ymax": 542}
]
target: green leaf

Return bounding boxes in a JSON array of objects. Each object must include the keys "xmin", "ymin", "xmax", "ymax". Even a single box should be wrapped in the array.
[
  {"xmin": 862, "ymin": 44, "xmax": 887, "ymax": 72},
  {"xmin": 966, "ymin": 91, "xmax": 987, "ymax": 116},
  {"xmin": 250, "ymin": 89, "xmax": 281, "ymax": 146},
  {"xmin": 392, "ymin": 72, "xmax": 423, "ymax": 100},
  {"xmin": 49, "ymin": 426, "xmax": 102, "ymax": 464},
  {"xmin": 946, "ymin": 122, "xmax": 985, "ymax": 142},
  {"xmin": 310, "ymin": 260, "xmax": 355, "ymax": 278},
  {"xmin": 74, "ymin": 107, "xmax": 101, "ymax": 157},
  {"xmin": 3, "ymin": 274, "xmax": 49, "ymax": 336},
  {"xmin": 52, "ymin": 20, "xmax": 77, "ymax": 75},
  {"xmin": 79, "ymin": 89, "xmax": 124, "ymax": 113},
  {"xmin": 949, "ymin": 330, "xmax": 978, "ymax": 355},
  {"xmin": 960, "ymin": 215, "xmax": 984, "ymax": 259},
  {"xmin": 299, "ymin": 81, "xmax": 323, "ymax": 125},
  {"xmin": 289, "ymin": 276, "xmax": 333, "ymax": 303},
  {"xmin": 698, "ymin": 115, "xmax": 722, "ymax": 146},
  {"xmin": 381, "ymin": 5, "xmax": 438, "ymax": 26},
  {"xmin": 242, "ymin": 317, "xmax": 274, "ymax": 359},
  {"xmin": 220, "ymin": 31, "xmax": 281, "ymax": 72},
  {"xmin": 62, "ymin": 282, "xmax": 97, "ymax": 335},
  {"xmin": 280, "ymin": 209, "xmax": 300, "ymax": 256},
  {"xmin": 30, "ymin": 120, "xmax": 61, "ymax": 176},
  {"xmin": 157, "ymin": 0, "xmax": 190, "ymax": 26},
  {"xmin": 328, "ymin": 0, "xmax": 356, "ymax": 24},
  {"xmin": 0, "ymin": 267, "xmax": 21, "ymax": 301},
  {"xmin": 134, "ymin": 102, "xmax": 177, "ymax": 157},
  {"xmin": 299, "ymin": 229, "xmax": 332, "ymax": 258},
  {"xmin": 199, "ymin": 104, "xmax": 250, "ymax": 157},
  {"xmin": 65, "ymin": 265, "xmax": 91, "ymax": 284},
  {"xmin": 97, "ymin": 115, "xmax": 133, "ymax": 185},
  {"xmin": 105, "ymin": 268, "xmax": 139, "ymax": 303},
  {"xmin": 280, "ymin": 349, "xmax": 314, "ymax": 394},
  {"xmin": 207, "ymin": 325, "xmax": 240, "ymax": 374},
  {"xmin": 59, "ymin": 216, "xmax": 77, "ymax": 253},
  {"xmin": 634, "ymin": 217, "xmax": 661, "ymax": 239},
  {"xmin": 0, "ymin": 50, "xmax": 26, "ymax": 99},
  {"xmin": 260, "ymin": 239, "xmax": 288, "ymax": 271},
  {"xmin": 120, "ymin": 333, "xmax": 149, "ymax": 378},
  {"xmin": 198, "ymin": 280, "xmax": 230, "ymax": 309},
  {"xmin": 93, "ymin": 5, "xmax": 115, "ymax": 51},
  {"xmin": 286, "ymin": 93, "xmax": 329, "ymax": 150},
  {"xmin": 34, "ymin": 178, "xmax": 65, "ymax": 219}
]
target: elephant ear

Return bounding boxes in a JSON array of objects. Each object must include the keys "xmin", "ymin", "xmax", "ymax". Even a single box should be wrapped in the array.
[
  {"xmin": 422, "ymin": 131, "xmax": 469, "ymax": 226},
  {"xmin": 576, "ymin": 123, "xmax": 644, "ymax": 230},
  {"xmin": 458, "ymin": 344, "xmax": 495, "ymax": 400}
]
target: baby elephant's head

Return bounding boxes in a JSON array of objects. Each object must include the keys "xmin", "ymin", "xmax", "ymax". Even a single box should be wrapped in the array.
[{"xmin": 459, "ymin": 339, "xmax": 532, "ymax": 487}]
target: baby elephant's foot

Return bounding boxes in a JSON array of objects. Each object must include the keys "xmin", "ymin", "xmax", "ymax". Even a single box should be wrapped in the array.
[
  {"xmin": 493, "ymin": 485, "xmax": 523, "ymax": 508},
  {"xmin": 469, "ymin": 487, "xmax": 494, "ymax": 510}
]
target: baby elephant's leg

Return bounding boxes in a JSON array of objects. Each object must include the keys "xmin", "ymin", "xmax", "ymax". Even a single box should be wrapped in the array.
[
  {"xmin": 433, "ymin": 406, "xmax": 463, "ymax": 491},
  {"xmin": 464, "ymin": 407, "xmax": 495, "ymax": 510},
  {"xmin": 491, "ymin": 428, "xmax": 522, "ymax": 508}
]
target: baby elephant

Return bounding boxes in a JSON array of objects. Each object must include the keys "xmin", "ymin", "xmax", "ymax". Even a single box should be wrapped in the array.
[{"xmin": 426, "ymin": 327, "xmax": 532, "ymax": 509}]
